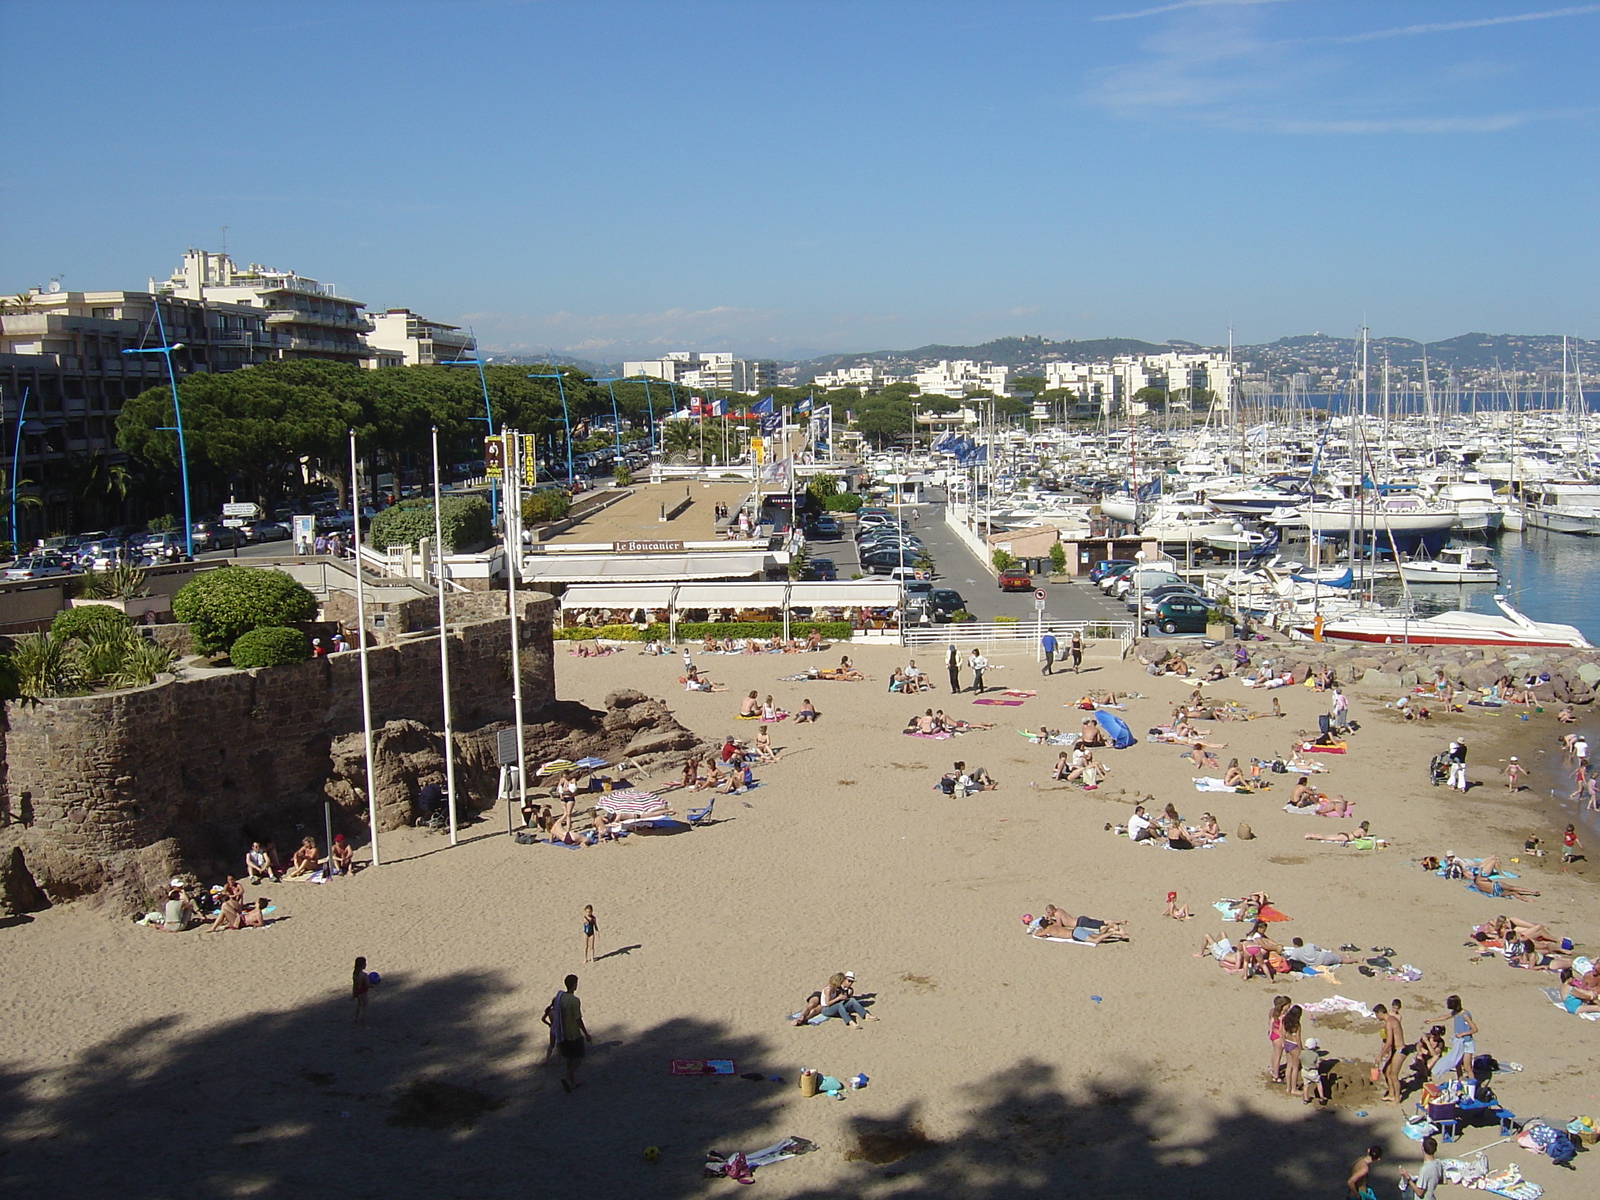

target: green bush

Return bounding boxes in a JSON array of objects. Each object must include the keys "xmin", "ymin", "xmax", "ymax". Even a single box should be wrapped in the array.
[
  {"xmin": 172, "ymin": 567, "xmax": 318, "ymax": 655},
  {"xmin": 613, "ymin": 464, "xmax": 632, "ymax": 487},
  {"xmin": 9, "ymin": 632, "xmax": 83, "ymax": 698},
  {"xmin": 230, "ymin": 625, "xmax": 312, "ymax": 668},
  {"xmin": 367, "ymin": 495, "xmax": 492, "ymax": 553},
  {"xmin": 522, "ymin": 489, "xmax": 572, "ymax": 524},
  {"xmin": 642, "ymin": 620, "xmax": 852, "ymax": 643},
  {"xmin": 822, "ymin": 493, "xmax": 863, "ymax": 513},
  {"xmin": 994, "ymin": 615, "xmax": 1019, "ymax": 624},
  {"xmin": 1048, "ymin": 542, "xmax": 1067, "ymax": 574},
  {"xmin": 51, "ymin": 604, "xmax": 133, "ymax": 642},
  {"xmin": 991, "ymin": 549, "xmax": 1017, "ymax": 571},
  {"xmin": 552, "ymin": 624, "xmax": 645, "ymax": 641}
]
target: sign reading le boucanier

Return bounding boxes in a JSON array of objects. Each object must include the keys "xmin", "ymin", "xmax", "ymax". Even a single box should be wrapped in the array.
[{"xmin": 612, "ymin": 540, "xmax": 684, "ymax": 553}]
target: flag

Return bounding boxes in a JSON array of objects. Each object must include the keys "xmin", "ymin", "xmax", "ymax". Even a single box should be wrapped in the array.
[
  {"xmin": 751, "ymin": 396, "xmax": 774, "ymax": 415},
  {"xmin": 795, "ymin": 394, "xmax": 812, "ymax": 414},
  {"xmin": 759, "ymin": 412, "xmax": 782, "ymax": 437},
  {"xmin": 710, "ymin": 398, "xmax": 724, "ymax": 417}
]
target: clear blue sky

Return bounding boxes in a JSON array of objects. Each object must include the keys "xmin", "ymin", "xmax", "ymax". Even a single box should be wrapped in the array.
[{"xmin": 3, "ymin": 0, "xmax": 1595, "ymax": 358}]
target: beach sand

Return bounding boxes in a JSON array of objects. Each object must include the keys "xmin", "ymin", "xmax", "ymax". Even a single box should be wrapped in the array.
[{"xmin": 2, "ymin": 639, "xmax": 1596, "ymax": 1198}]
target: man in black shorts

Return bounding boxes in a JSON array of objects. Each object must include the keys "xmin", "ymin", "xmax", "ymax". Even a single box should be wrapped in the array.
[{"xmin": 543, "ymin": 973, "xmax": 593, "ymax": 1092}]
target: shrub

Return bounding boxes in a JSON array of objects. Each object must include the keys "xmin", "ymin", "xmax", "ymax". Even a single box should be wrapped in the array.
[
  {"xmin": 172, "ymin": 567, "xmax": 318, "ymax": 655},
  {"xmin": 806, "ymin": 473, "xmax": 839, "ymax": 499},
  {"xmin": 994, "ymin": 615, "xmax": 1019, "ymax": 624},
  {"xmin": 522, "ymin": 489, "xmax": 572, "ymax": 524},
  {"xmin": 230, "ymin": 625, "xmax": 312, "ymax": 668},
  {"xmin": 822, "ymin": 493, "xmax": 862, "ymax": 513},
  {"xmin": 106, "ymin": 636, "xmax": 177, "ymax": 689},
  {"xmin": 613, "ymin": 464, "xmax": 632, "ymax": 487},
  {"xmin": 552, "ymin": 624, "xmax": 645, "ymax": 641},
  {"xmin": 641, "ymin": 621, "xmax": 852, "ymax": 643},
  {"xmin": 146, "ymin": 513, "xmax": 178, "ymax": 533},
  {"xmin": 51, "ymin": 604, "xmax": 134, "ymax": 642},
  {"xmin": 368, "ymin": 496, "xmax": 492, "ymax": 553},
  {"xmin": 1048, "ymin": 542, "xmax": 1067, "ymax": 574},
  {"xmin": 9, "ymin": 633, "xmax": 83, "ymax": 698},
  {"xmin": 991, "ymin": 549, "xmax": 1017, "ymax": 571}
]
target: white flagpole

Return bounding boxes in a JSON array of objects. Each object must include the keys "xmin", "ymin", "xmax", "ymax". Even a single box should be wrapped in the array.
[
  {"xmin": 505, "ymin": 430, "xmax": 528, "ymax": 824},
  {"xmin": 431, "ymin": 425, "xmax": 458, "ymax": 846},
  {"xmin": 348, "ymin": 430, "xmax": 381, "ymax": 867}
]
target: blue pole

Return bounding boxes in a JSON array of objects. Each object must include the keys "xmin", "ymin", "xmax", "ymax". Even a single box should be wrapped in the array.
[
  {"xmin": 526, "ymin": 372, "xmax": 573, "ymax": 489},
  {"xmin": 123, "ymin": 304, "xmax": 193, "ymax": 557},
  {"xmin": 604, "ymin": 380, "xmax": 622, "ymax": 458},
  {"xmin": 10, "ymin": 385, "xmax": 29, "ymax": 551},
  {"xmin": 437, "ymin": 350, "xmax": 500, "ymax": 521}
]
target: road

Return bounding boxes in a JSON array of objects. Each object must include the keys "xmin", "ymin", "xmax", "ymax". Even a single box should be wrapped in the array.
[{"xmin": 817, "ymin": 500, "xmax": 1131, "ymax": 625}]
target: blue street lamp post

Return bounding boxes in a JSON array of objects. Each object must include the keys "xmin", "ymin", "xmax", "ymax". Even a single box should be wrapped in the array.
[
  {"xmin": 438, "ymin": 352, "xmax": 499, "ymax": 521},
  {"xmin": 626, "ymin": 376, "xmax": 659, "ymax": 450},
  {"xmin": 10, "ymin": 385, "xmax": 30, "ymax": 551},
  {"xmin": 587, "ymin": 378, "xmax": 626, "ymax": 462},
  {"xmin": 526, "ymin": 372, "xmax": 574, "ymax": 490},
  {"xmin": 122, "ymin": 302, "xmax": 193, "ymax": 557}
]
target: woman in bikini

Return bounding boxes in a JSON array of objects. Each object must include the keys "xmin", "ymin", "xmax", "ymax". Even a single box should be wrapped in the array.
[
  {"xmin": 1222, "ymin": 758, "xmax": 1248, "ymax": 789},
  {"xmin": 285, "ymin": 836, "xmax": 321, "ymax": 878},
  {"xmin": 1304, "ymin": 820, "xmax": 1372, "ymax": 844},
  {"xmin": 1280, "ymin": 1005, "xmax": 1304, "ymax": 1095},
  {"xmin": 753, "ymin": 725, "xmax": 779, "ymax": 762},
  {"xmin": 1267, "ymin": 995, "xmax": 1292, "ymax": 1082}
]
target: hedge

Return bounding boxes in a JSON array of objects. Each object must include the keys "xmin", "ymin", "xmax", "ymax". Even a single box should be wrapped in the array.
[
  {"xmin": 822, "ymin": 493, "xmax": 863, "ymax": 512},
  {"xmin": 523, "ymin": 489, "xmax": 572, "ymax": 524},
  {"xmin": 228, "ymin": 625, "xmax": 311, "ymax": 668},
  {"xmin": 643, "ymin": 621, "xmax": 852, "ymax": 643},
  {"xmin": 367, "ymin": 495, "xmax": 492, "ymax": 553},
  {"xmin": 553, "ymin": 624, "xmax": 644, "ymax": 641},
  {"xmin": 51, "ymin": 605, "xmax": 134, "ymax": 642},
  {"xmin": 172, "ymin": 567, "xmax": 319, "ymax": 654}
]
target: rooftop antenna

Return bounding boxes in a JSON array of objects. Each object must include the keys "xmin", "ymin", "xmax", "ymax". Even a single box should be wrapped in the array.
[{"xmin": 220, "ymin": 225, "xmax": 228, "ymax": 257}]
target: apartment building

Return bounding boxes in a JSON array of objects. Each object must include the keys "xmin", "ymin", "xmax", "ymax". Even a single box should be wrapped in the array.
[
  {"xmin": 0, "ymin": 285, "xmax": 275, "ymax": 540},
  {"xmin": 622, "ymin": 351, "xmax": 777, "ymax": 395},
  {"xmin": 364, "ymin": 308, "xmax": 475, "ymax": 367},
  {"xmin": 1044, "ymin": 352, "xmax": 1236, "ymax": 416},
  {"xmin": 912, "ymin": 359, "xmax": 1011, "ymax": 400},
  {"xmin": 151, "ymin": 249, "xmax": 372, "ymax": 366},
  {"xmin": 809, "ymin": 364, "xmax": 910, "ymax": 392}
]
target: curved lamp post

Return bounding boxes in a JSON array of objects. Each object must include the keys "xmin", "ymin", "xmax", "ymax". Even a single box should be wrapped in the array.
[
  {"xmin": 122, "ymin": 302, "xmax": 192, "ymax": 557},
  {"xmin": 526, "ymin": 371, "xmax": 574, "ymax": 489},
  {"xmin": 438, "ymin": 351, "xmax": 498, "ymax": 521}
]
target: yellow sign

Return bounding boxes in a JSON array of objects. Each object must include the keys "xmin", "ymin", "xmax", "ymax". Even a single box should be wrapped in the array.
[
  {"xmin": 485, "ymin": 436, "xmax": 504, "ymax": 478},
  {"xmin": 522, "ymin": 435, "xmax": 536, "ymax": 485},
  {"xmin": 751, "ymin": 436, "xmax": 764, "ymax": 464}
]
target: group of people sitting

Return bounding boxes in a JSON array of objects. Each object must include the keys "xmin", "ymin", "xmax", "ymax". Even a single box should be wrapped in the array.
[
  {"xmin": 887, "ymin": 659, "xmax": 932, "ymax": 693},
  {"xmin": 791, "ymin": 971, "xmax": 877, "ymax": 1028},
  {"xmin": 244, "ymin": 835, "xmax": 352, "ymax": 884},
  {"xmin": 937, "ymin": 760, "xmax": 997, "ymax": 797},
  {"xmin": 1121, "ymin": 801, "xmax": 1223, "ymax": 849},
  {"xmin": 1198, "ymin": 925, "xmax": 1359, "ymax": 982},
  {"xmin": 1052, "ymin": 743, "xmax": 1109, "ymax": 789},
  {"xmin": 1284, "ymin": 776, "xmax": 1354, "ymax": 818},
  {"xmin": 812, "ymin": 655, "xmax": 865, "ymax": 681},
  {"xmin": 1025, "ymin": 904, "xmax": 1130, "ymax": 943},
  {"xmin": 903, "ymin": 709, "xmax": 992, "ymax": 737},
  {"xmin": 699, "ymin": 629, "xmax": 826, "ymax": 655},
  {"xmin": 737, "ymin": 691, "xmax": 789, "ymax": 721}
]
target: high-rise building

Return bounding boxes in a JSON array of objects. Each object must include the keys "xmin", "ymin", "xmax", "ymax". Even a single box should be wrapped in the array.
[
  {"xmin": 364, "ymin": 308, "xmax": 475, "ymax": 367},
  {"xmin": 151, "ymin": 249, "xmax": 372, "ymax": 366}
]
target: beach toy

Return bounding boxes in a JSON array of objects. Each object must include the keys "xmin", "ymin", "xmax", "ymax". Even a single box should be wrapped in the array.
[
  {"xmin": 850, "ymin": 1073, "xmax": 869, "ymax": 1090},
  {"xmin": 643, "ymin": 1146, "xmax": 660, "ymax": 1162},
  {"xmin": 1021, "ymin": 913, "xmax": 1034, "ymax": 926},
  {"xmin": 367, "ymin": 971, "xmax": 381, "ymax": 985},
  {"xmin": 1090, "ymin": 995, "xmax": 1102, "ymax": 1004}
]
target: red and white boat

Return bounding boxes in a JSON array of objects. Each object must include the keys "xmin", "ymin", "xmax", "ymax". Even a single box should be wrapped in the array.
[{"xmin": 1294, "ymin": 596, "xmax": 1591, "ymax": 649}]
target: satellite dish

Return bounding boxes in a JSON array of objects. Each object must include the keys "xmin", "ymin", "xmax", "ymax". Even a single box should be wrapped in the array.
[{"xmin": 47, "ymin": 280, "xmax": 62, "ymax": 293}]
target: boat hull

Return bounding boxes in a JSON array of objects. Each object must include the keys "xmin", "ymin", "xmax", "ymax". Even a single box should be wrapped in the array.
[
  {"xmin": 1295, "ymin": 624, "xmax": 1584, "ymax": 648},
  {"xmin": 1397, "ymin": 566, "xmax": 1499, "ymax": 584},
  {"xmin": 1524, "ymin": 506, "xmax": 1600, "ymax": 535}
]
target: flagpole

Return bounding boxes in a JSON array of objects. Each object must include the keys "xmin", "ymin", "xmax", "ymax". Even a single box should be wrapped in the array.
[
  {"xmin": 431, "ymin": 425, "xmax": 458, "ymax": 847},
  {"xmin": 505, "ymin": 429, "xmax": 528, "ymax": 827},
  {"xmin": 348, "ymin": 430, "xmax": 381, "ymax": 868}
]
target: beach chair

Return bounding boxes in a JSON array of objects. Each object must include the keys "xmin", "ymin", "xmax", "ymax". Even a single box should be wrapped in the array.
[{"xmin": 686, "ymin": 795, "xmax": 716, "ymax": 825}]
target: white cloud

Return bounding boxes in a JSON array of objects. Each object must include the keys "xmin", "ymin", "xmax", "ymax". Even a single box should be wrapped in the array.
[
  {"xmin": 1323, "ymin": 4, "xmax": 1600, "ymax": 44},
  {"xmin": 1094, "ymin": 0, "xmax": 1300, "ymax": 21}
]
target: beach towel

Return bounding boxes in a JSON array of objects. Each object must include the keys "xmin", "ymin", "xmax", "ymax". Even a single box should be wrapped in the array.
[
  {"xmin": 1034, "ymin": 935, "xmax": 1099, "ymax": 946},
  {"xmin": 1002, "ymin": 689, "xmax": 1038, "ymax": 698},
  {"xmin": 1094, "ymin": 710, "xmax": 1134, "ymax": 749},
  {"xmin": 1299, "ymin": 741, "xmax": 1347, "ymax": 754},
  {"xmin": 1299, "ymin": 995, "xmax": 1373, "ymax": 1019},
  {"xmin": 904, "ymin": 729, "xmax": 952, "ymax": 739},
  {"xmin": 672, "ymin": 1059, "xmax": 736, "ymax": 1075},
  {"xmin": 973, "ymin": 698, "xmax": 1025, "ymax": 706},
  {"xmin": 1193, "ymin": 777, "xmax": 1247, "ymax": 793}
]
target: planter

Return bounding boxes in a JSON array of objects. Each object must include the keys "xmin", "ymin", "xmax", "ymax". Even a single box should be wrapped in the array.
[
  {"xmin": 1206, "ymin": 623, "xmax": 1231, "ymax": 641},
  {"xmin": 71, "ymin": 595, "xmax": 171, "ymax": 621}
]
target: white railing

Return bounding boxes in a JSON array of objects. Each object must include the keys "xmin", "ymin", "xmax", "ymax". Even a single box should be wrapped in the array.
[{"xmin": 903, "ymin": 618, "xmax": 1135, "ymax": 655}]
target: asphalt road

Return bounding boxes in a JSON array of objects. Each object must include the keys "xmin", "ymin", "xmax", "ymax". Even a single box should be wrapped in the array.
[{"xmin": 821, "ymin": 501, "xmax": 1131, "ymax": 625}]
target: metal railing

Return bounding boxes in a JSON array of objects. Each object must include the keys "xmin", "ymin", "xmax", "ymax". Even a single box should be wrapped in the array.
[{"xmin": 902, "ymin": 618, "xmax": 1136, "ymax": 656}]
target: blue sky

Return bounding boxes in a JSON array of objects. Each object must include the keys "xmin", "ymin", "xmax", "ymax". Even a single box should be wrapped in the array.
[{"xmin": 2, "ymin": 0, "xmax": 1596, "ymax": 358}]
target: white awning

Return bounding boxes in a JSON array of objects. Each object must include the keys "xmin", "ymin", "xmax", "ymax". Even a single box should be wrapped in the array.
[
  {"xmin": 522, "ymin": 553, "xmax": 767, "ymax": 584},
  {"xmin": 787, "ymin": 581, "xmax": 901, "ymax": 606},
  {"xmin": 673, "ymin": 582, "xmax": 789, "ymax": 608},
  {"xmin": 560, "ymin": 584, "xmax": 678, "ymax": 610}
]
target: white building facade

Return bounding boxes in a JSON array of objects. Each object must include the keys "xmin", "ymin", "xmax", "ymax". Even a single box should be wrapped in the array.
[
  {"xmin": 364, "ymin": 308, "xmax": 475, "ymax": 367},
  {"xmin": 1043, "ymin": 352, "xmax": 1235, "ymax": 415},
  {"xmin": 911, "ymin": 359, "xmax": 1011, "ymax": 399},
  {"xmin": 622, "ymin": 350, "xmax": 777, "ymax": 395}
]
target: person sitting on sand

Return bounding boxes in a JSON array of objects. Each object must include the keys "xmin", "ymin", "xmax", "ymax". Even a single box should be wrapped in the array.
[
  {"xmin": 754, "ymin": 725, "xmax": 780, "ymax": 762},
  {"xmin": 1077, "ymin": 750, "xmax": 1107, "ymax": 790},
  {"xmin": 284, "ymin": 836, "xmax": 321, "ymax": 878},
  {"xmin": 819, "ymin": 973, "xmax": 873, "ymax": 1027},
  {"xmin": 1189, "ymin": 812, "xmax": 1223, "ymax": 846},
  {"xmin": 1052, "ymin": 750, "xmax": 1073, "ymax": 782},
  {"xmin": 245, "ymin": 841, "xmax": 279, "ymax": 884},
  {"xmin": 836, "ymin": 655, "xmax": 862, "ymax": 680},
  {"xmin": 738, "ymin": 690, "xmax": 760, "ymax": 717},
  {"xmin": 1223, "ymin": 758, "xmax": 1248, "ymax": 789},
  {"xmin": 805, "ymin": 629, "xmax": 822, "ymax": 652},
  {"xmin": 331, "ymin": 834, "xmax": 354, "ymax": 875},
  {"xmin": 1079, "ymin": 719, "xmax": 1108, "ymax": 748},
  {"xmin": 791, "ymin": 990, "xmax": 824, "ymax": 1025},
  {"xmin": 915, "ymin": 709, "xmax": 938, "ymax": 734},
  {"xmin": 161, "ymin": 886, "xmax": 197, "ymax": 932},
  {"xmin": 210, "ymin": 893, "xmax": 267, "ymax": 931},
  {"xmin": 1287, "ymin": 777, "xmax": 1317, "ymax": 808},
  {"xmin": 1200, "ymin": 663, "xmax": 1227, "ymax": 682},
  {"xmin": 1305, "ymin": 820, "xmax": 1372, "ymax": 844},
  {"xmin": 1164, "ymin": 890, "xmax": 1191, "ymax": 920}
]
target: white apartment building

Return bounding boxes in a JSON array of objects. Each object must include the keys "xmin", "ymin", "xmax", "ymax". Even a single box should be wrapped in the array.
[
  {"xmin": 622, "ymin": 350, "xmax": 777, "ymax": 395},
  {"xmin": 1044, "ymin": 352, "xmax": 1235, "ymax": 415},
  {"xmin": 364, "ymin": 308, "xmax": 475, "ymax": 367},
  {"xmin": 151, "ymin": 249, "xmax": 372, "ymax": 367},
  {"xmin": 912, "ymin": 359, "xmax": 1011, "ymax": 399},
  {"xmin": 810, "ymin": 364, "xmax": 910, "ymax": 392}
]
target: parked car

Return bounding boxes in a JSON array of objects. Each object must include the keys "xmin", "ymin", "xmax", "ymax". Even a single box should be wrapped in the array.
[
  {"xmin": 4, "ymin": 554, "xmax": 70, "ymax": 580},
  {"xmin": 1112, "ymin": 568, "xmax": 1182, "ymax": 599},
  {"xmin": 191, "ymin": 522, "xmax": 242, "ymax": 552},
  {"xmin": 1096, "ymin": 562, "xmax": 1138, "ymax": 592},
  {"xmin": 802, "ymin": 556, "xmax": 837, "ymax": 581},
  {"xmin": 138, "ymin": 531, "xmax": 189, "ymax": 561},
  {"xmin": 1127, "ymin": 582, "xmax": 1207, "ymax": 612},
  {"xmin": 244, "ymin": 520, "xmax": 291, "ymax": 543},
  {"xmin": 1088, "ymin": 558, "xmax": 1136, "ymax": 584},
  {"xmin": 811, "ymin": 514, "xmax": 839, "ymax": 537},
  {"xmin": 1150, "ymin": 596, "xmax": 1212, "ymax": 635},
  {"xmin": 926, "ymin": 588, "xmax": 966, "ymax": 622},
  {"xmin": 997, "ymin": 566, "xmax": 1034, "ymax": 592}
]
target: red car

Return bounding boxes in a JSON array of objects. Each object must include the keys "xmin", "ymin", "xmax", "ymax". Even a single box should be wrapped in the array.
[{"xmin": 997, "ymin": 567, "xmax": 1033, "ymax": 591}]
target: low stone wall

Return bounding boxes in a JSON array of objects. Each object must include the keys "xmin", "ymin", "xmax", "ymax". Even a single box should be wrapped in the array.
[{"xmin": 0, "ymin": 596, "xmax": 561, "ymax": 909}]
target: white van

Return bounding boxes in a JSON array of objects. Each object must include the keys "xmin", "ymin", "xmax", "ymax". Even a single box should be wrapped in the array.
[{"xmin": 1112, "ymin": 568, "xmax": 1182, "ymax": 599}]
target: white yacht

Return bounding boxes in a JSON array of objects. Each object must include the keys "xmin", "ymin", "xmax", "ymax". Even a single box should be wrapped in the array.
[{"xmin": 1398, "ymin": 546, "xmax": 1499, "ymax": 584}]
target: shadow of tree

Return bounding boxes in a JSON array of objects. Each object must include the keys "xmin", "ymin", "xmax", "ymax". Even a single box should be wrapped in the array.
[{"xmin": 0, "ymin": 978, "xmax": 1397, "ymax": 1199}]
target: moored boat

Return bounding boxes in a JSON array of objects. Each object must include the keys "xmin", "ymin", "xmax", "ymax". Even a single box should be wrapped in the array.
[
  {"xmin": 1294, "ymin": 596, "xmax": 1590, "ymax": 648},
  {"xmin": 1398, "ymin": 546, "xmax": 1499, "ymax": 584}
]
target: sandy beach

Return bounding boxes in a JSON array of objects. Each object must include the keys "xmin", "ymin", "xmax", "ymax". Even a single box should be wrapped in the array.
[{"xmin": 2, "ymin": 637, "xmax": 1596, "ymax": 1199}]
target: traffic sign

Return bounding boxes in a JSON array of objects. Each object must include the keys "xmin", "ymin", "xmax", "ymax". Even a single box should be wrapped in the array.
[
  {"xmin": 1033, "ymin": 588, "xmax": 1046, "ymax": 601},
  {"xmin": 1034, "ymin": 597, "xmax": 1047, "ymax": 612},
  {"xmin": 222, "ymin": 518, "xmax": 246, "ymax": 528},
  {"xmin": 222, "ymin": 502, "xmax": 259, "ymax": 518}
]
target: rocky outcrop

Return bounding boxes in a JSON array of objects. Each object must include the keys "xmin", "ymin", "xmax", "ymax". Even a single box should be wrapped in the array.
[{"xmin": 0, "ymin": 845, "xmax": 49, "ymax": 917}]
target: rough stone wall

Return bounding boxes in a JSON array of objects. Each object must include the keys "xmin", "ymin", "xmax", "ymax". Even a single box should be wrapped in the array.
[{"xmin": 0, "ymin": 595, "xmax": 557, "ymax": 907}]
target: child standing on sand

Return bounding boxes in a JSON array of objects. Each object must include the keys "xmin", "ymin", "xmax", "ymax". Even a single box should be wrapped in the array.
[
  {"xmin": 1562, "ymin": 825, "xmax": 1585, "ymax": 869},
  {"xmin": 583, "ymin": 905, "xmax": 599, "ymax": 963},
  {"xmin": 1504, "ymin": 757, "xmax": 1526, "ymax": 792},
  {"xmin": 352, "ymin": 956, "xmax": 370, "ymax": 1025}
]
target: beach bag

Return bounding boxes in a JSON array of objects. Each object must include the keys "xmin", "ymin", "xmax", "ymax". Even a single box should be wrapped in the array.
[{"xmin": 1236, "ymin": 822, "xmax": 1255, "ymax": 841}]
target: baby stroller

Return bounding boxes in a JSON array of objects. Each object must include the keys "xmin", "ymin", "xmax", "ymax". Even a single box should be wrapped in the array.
[{"xmin": 1428, "ymin": 751, "xmax": 1452, "ymax": 787}]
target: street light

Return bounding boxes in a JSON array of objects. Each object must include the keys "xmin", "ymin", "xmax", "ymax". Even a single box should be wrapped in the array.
[
  {"xmin": 625, "ymin": 375, "xmax": 660, "ymax": 450},
  {"xmin": 438, "ymin": 351, "xmax": 499, "ymax": 521},
  {"xmin": 1133, "ymin": 548, "xmax": 1147, "ymax": 640},
  {"xmin": 122, "ymin": 302, "xmax": 192, "ymax": 557},
  {"xmin": 9, "ymin": 385, "xmax": 31, "ymax": 550},
  {"xmin": 526, "ymin": 372, "xmax": 574, "ymax": 489},
  {"xmin": 586, "ymin": 378, "xmax": 627, "ymax": 462}
]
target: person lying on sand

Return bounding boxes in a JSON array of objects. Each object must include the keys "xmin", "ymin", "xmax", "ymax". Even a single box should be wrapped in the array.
[
  {"xmin": 1305, "ymin": 821, "xmax": 1373, "ymax": 844},
  {"xmin": 1466, "ymin": 873, "xmax": 1540, "ymax": 901}
]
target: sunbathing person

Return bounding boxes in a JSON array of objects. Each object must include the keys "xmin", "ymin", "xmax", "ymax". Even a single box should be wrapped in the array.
[
  {"xmin": 791, "ymin": 990, "xmax": 824, "ymax": 1025},
  {"xmin": 1305, "ymin": 820, "xmax": 1373, "ymax": 844},
  {"xmin": 796, "ymin": 698, "xmax": 818, "ymax": 723},
  {"xmin": 1288, "ymin": 777, "xmax": 1317, "ymax": 807},
  {"xmin": 1189, "ymin": 812, "xmax": 1223, "ymax": 845},
  {"xmin": 1189, "ymin": 742, "xmax": 1222, "ymax": 771},
  {"xmin": 805, "ymin": 629, "xmax": 822, "ymax": 652},
  {"xmin": 1466, "ymin": 873, "xmax": 1540, "ymax": 901},
  {"xmin": 1078, "ymin": 720, "xmax": 1108, "ymax": 748},
  {"xmin": 1028, "ymin": 904, "xmax": 1074, "ymax": 937},
  {"xmin": 1223, "ymin": 758, "xmax": 1248, "ymax": 789},
  {"xmin": 245, "ymin": 841, "xmax": 279, "ymax": 884},
  {"xmin": 1168, "ymin": 654, "xmax": 1190, "ymax": 678},
  {"xmin": 209, "ymin": 894, "xmax": 267, "ymax": 931},
  {"xmin": 738, "ymin": 690, "xmax": 760, "ymax": 717},
  {"xmin": 1202, "ymin": 663, "xmax": 1227, "ymax": 682},
  {"xmin": 1196, "ymin": 932, "xmax": 1248, "ymax": 972},
  {"xmin": 284, "ymin": 836, "xmax": 321, "ymax": 878},
  {"xmin": 1484, "ymin": 915, "xmax": 1562, "ymax": 951},
  {"xmin": 1281, "ymin": 937, "xmax": 1358, "ymax": 968},
  {"xmin": 331, "ymin": 835, "xmax": 354, "ymax": 875},
  {"xmin": 1067, "ymin": 916, "xmax": 1130, "ymax": 944},
  {"xmin": 753, "ymin": 725, "xmax": 780, "ymax": 762},
  {"xmin": 1052, "ymin": 750, "xmax": 1073, "ymax": 782}
]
